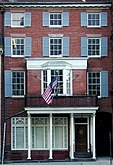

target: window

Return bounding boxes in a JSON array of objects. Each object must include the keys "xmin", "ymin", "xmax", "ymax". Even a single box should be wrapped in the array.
[
  {"xmin": 12, "ymin": 13, "xmax": 24, "ymax": 27},
  {"xmin": 12, "ymin": 117, "xmax": 68, "ymax": 150},
  {"xmin": 88, "ymin": 38, "xmax": 100, "ymax": 56},
  {"xmin": 88, "ymin": 13, "xmax": 100, "ymax": 27},
  {"xmin": 12, "ymin": 71, "xmax": 25, "ymax": 96},
  {"xmin": 5, "ymin": 12, "xmax": 31, "ymax": 27},
  {"xmin": 43, "ymin": 12, "xmax": 69, "ymax": 27},
  {"xmin": 12, "ymin": 38, "xmax": 24, "ymax": 56},
  {"xmin": 42, "ymin": 69, "xmax": 71, "ymax": 95},
  {"xmin": 52, "ymin": 118, "xmax": 68, "ymax": 149},
  {"xmin": 32, "ymin": 118, "xmax": 49, "ymax": 149},
  {"xmin": 5, "ymin": 37, "xmax": 32, "ymax": 57},
  {"xmin": 87, "ymin": 71, "xmax": 108, "ymax": 97},
  {"xmin": 50, "ymin": 13, "xmax": 62, "ymax": 26},
  {"xmin": 43, "ymin": 36, "xmax": 69, "ymax": 57},
  {"xmin": 88, "ymin": 72, "xmax": 100, "ymax": 96},
  {"xmin": 50, "ymin": 38, "xmax": 62, "ymax": 56},
  {"xmin": 81, "ymin": 37, "xmax": 108, "ymax": 57},
  {"xmin": 12, "ymin": 117, "xmax": 28, "ymax": 150},
  {"xmin": 81, "ymin": 12, "xmax": 107, "ymax": 27}
]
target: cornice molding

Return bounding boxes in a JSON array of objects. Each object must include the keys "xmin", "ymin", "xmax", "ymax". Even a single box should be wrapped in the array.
[{"xmin": 0, "ymin": 3, "xmax": 111, "ymax": 9}]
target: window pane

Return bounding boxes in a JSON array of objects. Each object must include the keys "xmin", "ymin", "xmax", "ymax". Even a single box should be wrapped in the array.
[
  {"xmin": 55, "ymin": 126, "xmax": 63, "ymax": 148},
  {"xmin": 16, "ymin": 127, "xmax": 24, "ymax": 148},
  {"xmin": 35, "ymin": 127, "xmax": 44, "ymax": 148}
]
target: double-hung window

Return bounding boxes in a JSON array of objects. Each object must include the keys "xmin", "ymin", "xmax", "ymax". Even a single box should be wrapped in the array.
[
  {"xmin": 12, "ymin": 13, "xmax": 24, "ymax": 27},
  {"xmin": 12, "ymin": 71, "xmax": 25, "ymax": 96},
  {"xmin": 81, "ymin": 12, "xmax": 107, "ymax": 27},
  {"xmin": 12, "ymin": 38, "xmax": 24, "ymax": 56},
  {"xmin": 43, "ymin": 36, "xmax": 69, "ymax": 57},
  {"xmin": 87, "ymin": 13, "xmax": 100, "ymax": 27},
  {"xmin": 88, "ymin": 38, "xmax": 100, "ymax": 56},
  {"xmin": 88, "ymin": 72, "xmax": 100, "ymax": 96},
  {"xmin": 50, "ymin": 38, "xmax": 62, "ymax": 56},
  {"xmin": 87, "ymin": 71, "xmax": 108, "ymax": 97},
  {"xmin": 5, "ymin": 37, "xmax": 32, "ymax": 57},
  {"xmin": 50, "ymin": 13, "xmax": 62, "ymax": 26},
  {"xmin": 5, "ymin": 12, "xmax": 31, "ymax": 27},
  {"xmin": 81, "ymin": 37, "xmax": 108, "ymax": 57},
  {"xmin": 43, "ymin": 12, "xmax": 69, "ymax": 27},
  {"xmin": 42, "ymin": 69, "xmax": 71, "ymax": 96}
]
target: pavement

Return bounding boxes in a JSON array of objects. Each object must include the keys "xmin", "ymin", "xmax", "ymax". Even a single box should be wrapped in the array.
[{"xmin": 1, "ymin": 157, "xmax": 112, "ymax": 165}]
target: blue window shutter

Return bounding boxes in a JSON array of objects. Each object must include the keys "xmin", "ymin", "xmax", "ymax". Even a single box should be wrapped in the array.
[
  {"xmin": 101, "ymin": 70, "xmax": 108, "ymax": 97},
  {"xmin": 5, "ymin": 70, "xmax": 12, "ymax": 97},
  {"xmin": 4, "ymin": 12, "xmax": 11, "ymax": 26},
  {"xmin": 5, "ymin": 37, "xmax": 11, "ymax": 56},
  {"xmin": 24, "ymin": 12, "xmax": 31, "ymax": 26},
  {"xmin": 62, "ymin": 12, "xmax": 69, "ymax": 26},
  {"xmin": 25, "ymin": 37, "xmax": 32, "ymax": 57},
  {"xmin": 43, "ymin": 12, "xmax": 49, "ymax": 26},
  {"xmin": 81, "ymin": 37, "xmax": 87, "ymax": 57},
  {"xmin": 63, "ymin": 37, "xmax": 69, "ymax": 56},
  {"xmin": 101, "ymin": 12, "xmax": 107, "ymax": 26},
  {"xmin": 81, "ymin": 12, "xmax": 87, "ymax": 26},
  {"xmin": 101, "ymin": 37, "xmax": 108, "ymax": 56},
  {"xmin": 43, "ymin": 37, "xmax": 49, "ymax": 57}
]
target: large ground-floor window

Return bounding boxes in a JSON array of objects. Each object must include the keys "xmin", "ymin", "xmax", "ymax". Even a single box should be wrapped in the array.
[{"xmin": 11, "ymin": 117, "xmax": 68, "ymax": 150}]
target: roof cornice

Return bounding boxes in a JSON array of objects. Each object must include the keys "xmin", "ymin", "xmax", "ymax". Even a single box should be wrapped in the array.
[{"xmin": 0, "ymin": 3, "xmax": 111, "ymax": 8}]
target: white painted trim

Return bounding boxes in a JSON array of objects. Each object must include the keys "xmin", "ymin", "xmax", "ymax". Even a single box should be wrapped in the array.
[
  {"xmin": 3, "ymin": 4, "xmax": 111, "ymax": 8},
  {"xmin": 26, "ymin": 57, "xmax": 88, "ymax": 70},
  {"xmin": 25, "ymin": 107, "xmax": 98, "ymax": 114}
]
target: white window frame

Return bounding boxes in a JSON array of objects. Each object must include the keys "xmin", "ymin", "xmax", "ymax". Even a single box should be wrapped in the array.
[
  {"xmin": 49, "ymin": 13, "xmax": 62, "ymax": 27},
  {"xmin": 49, "ymin": 38, "xmax": 62, "ymax": 57},
  {"xmin": 87, "ymin": 72, "xmax": 101, "ymax": 97},
  {"xmin": 87, "ymin": 38, "xmax": 101, "ymax": 57},
  {"xmin": 32, "ymin": 117, "xmax": 49, "ymax": 150},
  {"xmin": 42, "ymin": 69, "xmax": 72, "ymax": 96},
  {"xmin": 11, "ymin": 38, "xmax": 25, "ymax": 57},
  {"xmin": 87, "ymin": 13, "xmax": 101, "ymax": 27},
  {"xmin": 11, "ymin": 117, "xmax": 28, "ymax": 150},
  {"xmin": 52, "ymin": 117, "xmax": 68, "ymax": 149},
  {"xmin": 12, "ymin": 71, "xmax": 25, "ymax": 97},
  {"xmin": 11, "ymin": 13, "xmax": 24, "ymax": 27}
]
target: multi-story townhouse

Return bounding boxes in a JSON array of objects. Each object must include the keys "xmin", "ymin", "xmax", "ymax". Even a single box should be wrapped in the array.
[{"xmin": 0, "ymin": 0, "xmax": 112, "ymax": 162}]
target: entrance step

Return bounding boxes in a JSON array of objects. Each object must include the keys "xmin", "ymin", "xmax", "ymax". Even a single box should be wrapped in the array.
[{"xmin": 75, "ymin": 152, "xmax": 92, "ymax": 158}]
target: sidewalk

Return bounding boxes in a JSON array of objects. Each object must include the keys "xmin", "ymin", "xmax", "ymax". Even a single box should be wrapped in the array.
[{"xmin": 2, "ymin": 157, "xmax": 112, "ymax": 165}]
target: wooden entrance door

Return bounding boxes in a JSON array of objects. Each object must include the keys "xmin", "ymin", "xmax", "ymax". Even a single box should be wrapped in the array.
[{"xmin": 75, "ymin": 124, "xmax": 87, "ymax": 153}]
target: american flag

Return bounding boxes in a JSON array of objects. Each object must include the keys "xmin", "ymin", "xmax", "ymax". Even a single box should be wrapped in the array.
[{"xmin": 42, "ymin": 77, "xmax": 58, "ymax": 105}]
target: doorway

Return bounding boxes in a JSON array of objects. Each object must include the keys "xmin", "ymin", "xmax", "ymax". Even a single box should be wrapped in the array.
[{"xmin": 75, "ymin": 118, "xmax": 88, "ymax": 157}]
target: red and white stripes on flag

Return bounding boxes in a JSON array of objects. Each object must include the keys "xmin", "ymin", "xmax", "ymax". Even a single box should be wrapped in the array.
[{"xmin": 42, "ymin": 77, "xmax": 58, "ymax": 105}]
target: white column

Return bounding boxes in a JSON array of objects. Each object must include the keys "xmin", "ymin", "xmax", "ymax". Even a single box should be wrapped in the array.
[
  {"xmin": 27, "ymin": 113, "xmax": 31, "ymax": 159},
  {"xmin": 87, "ymin": 117, "xmax": 90, "ymax": 152},
  {"xmin": 92, "ymin": 114, "xmax": 96, "ymax": 159},
  {"xmin": 90, "ymin": 116, "xmax": 93, "ymax": 153},
  {"xmin": 49, "ymin": 113, "xmax": 53, "ymax": 159},
  {"xmin": 0, "ymin": 52, "xmax": 1, "ymax": 159},
  {"xmin": 70, "ymin": 113, "xmax": 74, "ymax": 159}
]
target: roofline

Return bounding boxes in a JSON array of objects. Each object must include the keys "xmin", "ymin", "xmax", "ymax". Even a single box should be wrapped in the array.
[{"xmin": 0, "ymin": 2, "xmax": 111, "ymax": 9}]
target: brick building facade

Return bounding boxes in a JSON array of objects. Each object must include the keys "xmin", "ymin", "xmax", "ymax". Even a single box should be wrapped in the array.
[{"xmin": 0, "ymin": 0, "xmax": 112, "ymax": 161}]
